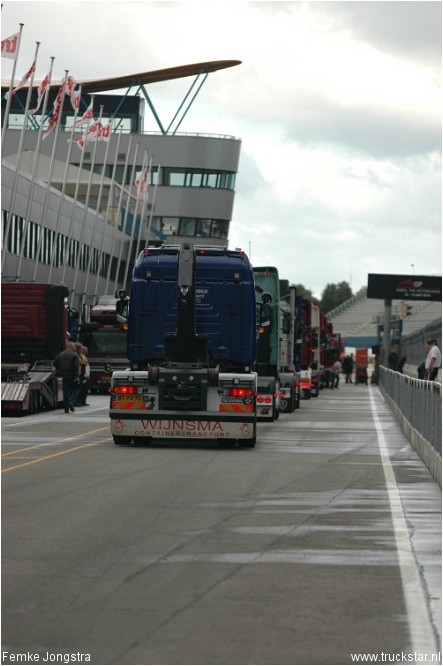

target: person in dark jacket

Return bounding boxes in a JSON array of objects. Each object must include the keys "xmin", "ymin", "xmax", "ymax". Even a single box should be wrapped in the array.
[
  {"xmin": 342, "ymin": 354, "xmax": 354, "ymax": 383},
  {"xmin": 53, "ymin": 343, "xmax": 80, "ymax": 413}
]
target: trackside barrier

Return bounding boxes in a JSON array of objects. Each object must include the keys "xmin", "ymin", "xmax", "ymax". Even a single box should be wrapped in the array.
[{"xmin": 378, "ymin": 366, "xmax": 442, "ymax": 488}]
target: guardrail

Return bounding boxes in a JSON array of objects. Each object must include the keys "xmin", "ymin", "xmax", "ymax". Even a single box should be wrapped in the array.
[{"xmin": 378, "ymin": 366, "xmax": 441, "ymax": 487}]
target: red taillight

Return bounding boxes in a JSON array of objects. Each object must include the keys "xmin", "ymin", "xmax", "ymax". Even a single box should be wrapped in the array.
[
  {"xmin": 113, "ymin": 385, "xmax": 138, "ymax": 395},
  {"xmin": 226, "ymin": 387, "xmax": 254, "ymax": 397},
  {"xmin": 257, "ymin": 396, "xmax": 272, "ymax": 404}
]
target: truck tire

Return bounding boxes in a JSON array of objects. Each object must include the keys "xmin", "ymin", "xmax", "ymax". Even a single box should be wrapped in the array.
[
  {"xmin": 113, "ymin": 436, "xmax": 131, "ymax": 445},
  {"xmin": 240, "ymin": 435, "xmax": 256, "ymax": 448}
]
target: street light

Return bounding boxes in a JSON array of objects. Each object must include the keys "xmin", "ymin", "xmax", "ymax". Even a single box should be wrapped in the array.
[{"xmin": 411, "ymin": 264, "xmax": 415, "ymax": 274}]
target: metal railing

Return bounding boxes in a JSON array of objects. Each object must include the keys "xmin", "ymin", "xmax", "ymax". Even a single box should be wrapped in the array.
[{"xmin": 378, "ymin": 366, "xmax": 441, "ymax": 486}]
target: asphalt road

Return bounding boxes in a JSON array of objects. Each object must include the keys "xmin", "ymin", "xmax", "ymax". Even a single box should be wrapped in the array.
[{"xmin": 1, "ymin": 383, "xmax": 441, "ymax": 665}]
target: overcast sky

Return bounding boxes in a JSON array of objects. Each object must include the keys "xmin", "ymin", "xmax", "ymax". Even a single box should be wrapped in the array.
[{"xmin": 2, "ymin": 1, "xmax": 441, "ymax": 298}]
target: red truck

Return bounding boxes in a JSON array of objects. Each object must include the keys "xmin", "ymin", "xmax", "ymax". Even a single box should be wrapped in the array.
[
  {"xmin": 1, "ymin": 282, "xmax": 69, "ymax": 414},
  {"xmin": 77, "ymin": 294, "xmax": 129, "ymax": 394}
]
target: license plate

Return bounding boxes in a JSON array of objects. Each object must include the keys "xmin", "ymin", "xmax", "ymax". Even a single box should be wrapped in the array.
[{"xmin": 115, "ymin": 394, "xmax": 142, "ymax": 401}]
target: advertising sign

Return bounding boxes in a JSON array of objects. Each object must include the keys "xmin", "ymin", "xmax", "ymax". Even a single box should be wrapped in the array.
[{"xmin": 367, "ymin": 274, "xmax": 442, "ymax": 301}]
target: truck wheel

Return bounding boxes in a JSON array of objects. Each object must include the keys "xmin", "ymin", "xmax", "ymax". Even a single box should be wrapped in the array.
[
  {"xmin": 240, "ymin": 436, "xmax": 256, "ymax": 448},
  {"xmin": 113, "ymin": 436, "xmax": 131, "ymax": 446}
]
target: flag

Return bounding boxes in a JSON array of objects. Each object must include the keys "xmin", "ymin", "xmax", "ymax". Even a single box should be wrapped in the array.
[
  {"xmin": 97, "ymin": 122, "xmax": 111, "ymax": 142},
  {"xmin": 135, "ymin": 167, "xmax": 149, "ymax": 197},
  {"xmin": 4, "ymin": 59, "xmax": 36, "ymax": 99},
  {"xmin": 85, "ymin": 119, "xmax": 101, "ymax": 142},
  {"xmin": 72, "ymin": 90, "xmax": 81, "ymax": 112},
  {"xmin": 1, "ymin": 32, "xmax": 20, "ymax": 60},
  {"xmin": 74, "ymin": 99, "xmax": 94, "ymax": 126},
  {"xmin": 65, "ymin": 75, "xmax": 77, "ymax": 110},
  {"xmin": 73, "ymin": 135, "xmax": 86, "ymax": 150},
  {"xmin": 43, "ymin": 79, "xmax": 66, "ymax": 139},
  {"xmin": 29, "ymin": 71, "xmax": 51, "ymax": 114}
]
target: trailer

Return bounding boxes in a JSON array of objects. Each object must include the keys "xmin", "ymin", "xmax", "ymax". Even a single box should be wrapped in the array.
[
  {"xmin": 1, "ymin": 283, "xmax": 69, "ymax": 414},
  {"xmin": 109, "ymin": 243, "xmax": 257, "ymax": 446},
  {"xmin": 278, "ymin": 280, "xmax": 300, "ymax": 412},
  {"xmin": 355, "ymin": 348, "xmax": 369, "ymax": 385},
  {"xmin": 253, "ymin": 266, "xmax": 281, "ymax": 420}
]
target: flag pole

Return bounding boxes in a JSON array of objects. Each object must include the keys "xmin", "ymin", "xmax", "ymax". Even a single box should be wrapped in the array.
[
  {"xmin": 16, "ymin": 56, "xmax": 55, "ymax": 281},
  {"xmin": 47, "ymin": 83, "xmax": 83, "ymax": 283},
  {"xmin": 122, "ymin": 148, "xmax": 148, "ymax": 288},
  {"xmin": 112, "ymin": 140, "xmax": 139, "ymax": 295},
  {"xmin": 1, "ymin": 40, "xmax": 40, "ymax": 275},
  {"xmin": 136, "ymin": 152, "xmax": 152, "ymax": 249},
  {"xmin": 94, "ymin": 118, "xmax": 123, "ymax": 296},
  {"xmin": 83, "ymin": 106, "xmax": 113, "ymax": 298},
  {"xmin": 60, "ymin": 94, "xmax": 94, "ymax": 287},
  {"xmin": 1, "ymin": 23, "xmax": 24, "ymax": 155},
  {"xmin": 31, "ymin": 70, "xmax": 69, "ymax": 282},
  {"xmin": 146, "ymin": 164, "xmax": 161, "ymax": 244},
  {"xmin": 104, "ymin": 132, "xmax": 132, "ymax": 294},
  {"xmin": 70, "ymin": 104, "xmax": 104, "ymax": 308}
]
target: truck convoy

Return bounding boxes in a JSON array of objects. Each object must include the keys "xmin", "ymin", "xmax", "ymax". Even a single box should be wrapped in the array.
[
  {"xmin": 0, "ymin": 268, "xmax": 348, "ymax": 425},
  {"xmin": 109, "ymin": 243, "xmax": 258, "ymax": 446},
  {"xmin": 253, "ymin": 266, "xmax": 281, "ymax": 421},
  {"xmin": 1, "ymin": 282, "xmax": 69, "ymax": 414}
]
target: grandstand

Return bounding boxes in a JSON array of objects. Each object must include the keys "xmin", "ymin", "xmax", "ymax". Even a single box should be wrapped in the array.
[{"xmin": 327, "ymin": 287, "xmax": 442, "ymax": 348}]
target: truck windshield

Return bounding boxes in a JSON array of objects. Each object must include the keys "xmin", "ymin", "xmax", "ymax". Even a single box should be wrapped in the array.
[{"xmin": 80, "ymin": 329, "xmax": 127, "ymax": 355}]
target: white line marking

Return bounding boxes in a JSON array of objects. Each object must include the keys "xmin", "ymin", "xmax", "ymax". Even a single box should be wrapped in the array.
[{"xmin": 369, "ymin": 385, "xmax": 438, "ymax": 653}]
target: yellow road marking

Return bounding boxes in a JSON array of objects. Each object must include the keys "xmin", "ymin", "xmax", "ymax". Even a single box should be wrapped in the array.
[
  {"xmin": 2, "ymin": 436, "xmax": 112, "ymax": 473},
  {"xmin": 1, "ymin": 426, "xmax": 110, "ymax": 457},
  {"xmin": 1, "ymin": 427, "xmax": 112, "ymax": 473}
]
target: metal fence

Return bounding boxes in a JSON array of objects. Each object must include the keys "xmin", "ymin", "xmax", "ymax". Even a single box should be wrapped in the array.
[
  {"xmin": 378, "ymin": 366, "xmax": 442, "ymax": 487},
  {"xmin": 400, "ymin": 317, "xmax": 442, "ymax": 368}
]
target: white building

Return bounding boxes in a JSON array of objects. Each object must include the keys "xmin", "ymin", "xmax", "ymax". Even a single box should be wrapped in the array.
[{"xmin": 1, "ymin": 61, "xmax": 242, "ymax": 310}]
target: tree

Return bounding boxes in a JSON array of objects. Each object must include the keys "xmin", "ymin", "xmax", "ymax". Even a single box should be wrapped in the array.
[
  {"xmin": 293, "ymin": 284, "xmax": 319, "ymax": 305},
  {"xmin": 320, "ymin": 281, "xmax": 353, "ymax": 313}
]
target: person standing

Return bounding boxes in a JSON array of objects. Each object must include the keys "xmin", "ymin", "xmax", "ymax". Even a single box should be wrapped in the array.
[
  {"xmin": 342, "ymin": 354, "xmax": 354, "ymax": 383},
  {"xmin": 424, "ymin": 339, "xmax": 441, "ymax": 381},
  {"xmin": 53, "ymin": 342, "xmax": 80, "ymax": 413},
  {"xmin": 388, "ymin": 345, "xmax": 399, "ymax": 371},
  {"xmin": 76, "ymin": 346, "xmax": 90, "ymax": 406},
  {"xmin": 330, "ymin": 360, "xmax": 342, "ymax": 389}
]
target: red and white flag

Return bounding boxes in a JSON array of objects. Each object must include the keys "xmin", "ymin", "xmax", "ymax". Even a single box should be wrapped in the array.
[
  {"xmin": 29, "ymin": 70, "xmax": 51, "ymax": 114},
  {"xmin": 97, "ymin": 122, "xmax": 111, "ymax": 142},
  {"xmin": 72, "ymin": 90, "xmax": 81, "ymax": 112},
  {"xmin": 65, "ymin": 75, "xmax": 77, "ymax": 110},
  {"xmin": 74, "ymin": 99, "xmax": 94, "ymax": 126},
  {"xmin": 85, "ymin": 119, "xmax": 101, "ymax": 142},
  {"xmin": 43, "ymin": 79, "xmax": 66, "ymax": 139},
  {"xmin": 73, "ymin": 135, "xmax": 86, "ymax": 150},
  {"xmin": 1, "ymin": 32, "xmax": 20, "ymax": 60},
  {"xmin": 135, "ymin": 168, "xmax": 149, "ymax": 197},
  {"xmin": 4, "ymin": 59, "xmax": 36, "ymax": 99}
]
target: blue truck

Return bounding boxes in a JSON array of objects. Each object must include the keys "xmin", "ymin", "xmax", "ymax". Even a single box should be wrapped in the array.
[{"xmin": 109, "ymin": 243, "xmax": 257, "ymax": 446}]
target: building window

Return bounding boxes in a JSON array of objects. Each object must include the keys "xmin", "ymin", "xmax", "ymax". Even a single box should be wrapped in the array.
[{"xmin": 177, "ymin": 218, "xmax": 229, "ymax": 240}]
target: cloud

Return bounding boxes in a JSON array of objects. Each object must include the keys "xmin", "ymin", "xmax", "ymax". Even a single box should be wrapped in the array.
[{"xmin": 1, "ymin": 0, "xmax": 440, "ymax": 299}]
